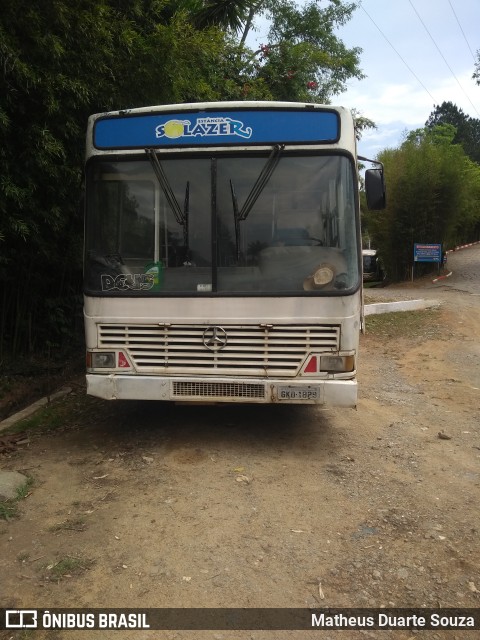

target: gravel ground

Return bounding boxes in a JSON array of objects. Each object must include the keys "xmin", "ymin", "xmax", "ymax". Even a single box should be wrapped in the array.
[{"xmin": 1, "ymin": 245, "xmax": 479, "ymax": 640}]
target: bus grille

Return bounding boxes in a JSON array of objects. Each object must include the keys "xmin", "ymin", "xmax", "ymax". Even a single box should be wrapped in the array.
[
  {"xmin": 98, "ymin": 323, "xmax": 340, "ymax": 377},
  {"xmin": 173, "ymin": 381, "xmax": 266, "ymax": 399}
]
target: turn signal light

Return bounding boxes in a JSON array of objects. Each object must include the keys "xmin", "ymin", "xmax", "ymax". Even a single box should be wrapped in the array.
[
  {"xmin": 304, "ymin": 355, "xmax": 318, "ymax": 373},
  {"xmin": 118, "ymin": 352, "xmax": 130, "ymax": 368}
]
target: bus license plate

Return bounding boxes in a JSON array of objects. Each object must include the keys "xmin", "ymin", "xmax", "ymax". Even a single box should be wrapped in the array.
[{"xmin": 277, "ymin": 386, "xmax": 320, "ymax": 400}]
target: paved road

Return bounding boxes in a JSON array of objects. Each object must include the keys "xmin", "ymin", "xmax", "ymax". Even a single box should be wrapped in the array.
[
  {"xmin": 365, "ymin": 243, "xmax": 480, "ymax": 302},
  {"xmin": 442, "ymin": 244, "xmax": 480, "ymax": 294}
]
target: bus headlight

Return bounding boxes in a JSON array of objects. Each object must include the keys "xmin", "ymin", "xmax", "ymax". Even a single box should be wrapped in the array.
[
  {"xmin": 89, "ymin": 352, "xmax": 115, "ymax": 368},
  {"xmin": 303, "ymin": 263, "xmax": 335, "ymax": 290},
  {"xmin": 319, "ymin": 355, "xmax": 355, "ymax": 373}
]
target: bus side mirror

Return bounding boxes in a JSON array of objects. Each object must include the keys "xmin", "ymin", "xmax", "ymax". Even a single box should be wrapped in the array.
[{"xmin": 365, "ymin": 168, "xmax": 386, "ymax": 210}]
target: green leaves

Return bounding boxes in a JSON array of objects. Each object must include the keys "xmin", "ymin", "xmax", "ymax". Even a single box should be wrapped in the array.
[
  {"xmin": 474, "ymin": 50, "xmax": 480, "ymax": 85},
  {"xmin": 365, "ymin": 118, "xmax": 480, "ymax": 282},
  {"xmin": 181, "ymin": 0, "xmax": 255, "ymax": 32},
  {"xmin": 257, "ymin": 0, "xmax": 363, "ymax": 102},
  {"xmin": 0, "ymin": 0, "xmax": 364, "ymax": 356},
  {"xmin": 176, "ymin": 0, "xmax": 364, "ymax": 102},
  {"xmin": 425, "ymin": 101, "xmax": 480, "ymax": 164}
]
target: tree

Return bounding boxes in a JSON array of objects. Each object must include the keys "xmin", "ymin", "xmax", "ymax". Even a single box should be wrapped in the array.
[
  {"xmin": 180, "ymin": 0, "xmax": 256, "ymax": 33},
  {"xmin": 352, "ymin": 111, "xmax": 376, "ymax": 141},
  {"xmin": 181, "ymin": 0, "xmax": 364, "ymax": 103},
  {"xmin": 0, "ymin": 0, "xmax": 227, "ymax": 357},
  {"xmin": 253, "ymin": 0, "xmax": 364, "ymax": 102},
  {"xmin": 365, "ymin": 125, "xmax": 480, "ymax": 282},
  {"xmin": 473, "ymin": 49, "xmax": 480, "ymax": 85},
  {"xmin": 425, "ymin": 102, "xmax": 480, "ymax": 164},
  {"xmin": 0, "ymin": 0, "xmax": 367, "ymax": 357}
]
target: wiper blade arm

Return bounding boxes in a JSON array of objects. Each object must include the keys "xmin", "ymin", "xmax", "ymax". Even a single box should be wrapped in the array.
[
  {"xmin": 230, "ymin": 179, "xmax": 241, "ymax": 261},
  {"xmin": 230, "ymin": 144, "xmax": 284, "ymax": 261},
  {"xmin": 183, "ymin": 181, "xmax": 190, "ymax": 261},
  {"xmin": 146, "ymin": 148, "xmax": 185, "ymax": 227},
  {"xmin": 146, "ymin": 148, "xmax": 190, "ymax": 260},
  {"xmin": 237, "ymin": 144, "xmax": 284, "ymax": 221}
]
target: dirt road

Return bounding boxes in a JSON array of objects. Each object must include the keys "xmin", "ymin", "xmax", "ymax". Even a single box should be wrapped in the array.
[{"xmin": 1, "ymin": 246, "xmax": 479, "ymax": 640}]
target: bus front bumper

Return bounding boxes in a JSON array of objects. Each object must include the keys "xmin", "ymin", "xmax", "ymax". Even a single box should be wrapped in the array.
[{"xmin": 86, "ymin": 374, "xmax": 357, "ymax": 408}]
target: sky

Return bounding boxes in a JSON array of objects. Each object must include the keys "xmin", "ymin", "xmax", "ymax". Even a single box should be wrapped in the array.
[
  {"xmin": 251, "ymin": 0, "xmax": 480, "ymax": 160},
  {"xmin": 334, "ymin": 0, "xmax": 480, "ymax": 159}
]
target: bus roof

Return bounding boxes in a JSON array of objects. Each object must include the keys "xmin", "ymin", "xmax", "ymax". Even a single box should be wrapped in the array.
[{"xmin": 89, "ymin": 100, "xmax": 351, "ymax": 120}]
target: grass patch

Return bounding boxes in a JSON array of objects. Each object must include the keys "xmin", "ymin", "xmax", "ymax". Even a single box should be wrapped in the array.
[
  {"xmin": 2, "ymin": 390, "xmax": 103, "ymax": 437},
  {"xmin": 0, "ymin": 500, "xmax": 18, "ymax": 520},
  {"xmin": 5, "ymin": 401, "xmax": 67, "ymax": 434},
  {"xmin": 16, "ymin": 475, "xmax": 34, "ymax": 499},
  {"xmin": 364, "ymin": 308, "xmax": 442, "ymax": 340},
  {"xmin": 49, "ymin": 517, "xmax": 87, "ymax": 532},
  {"xmin": 46, "ymin": 555, "xmax": 94, "ymax": 580}
]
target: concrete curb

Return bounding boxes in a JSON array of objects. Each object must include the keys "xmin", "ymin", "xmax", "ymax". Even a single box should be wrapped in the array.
[
  {"xmin": 446, "ymin": 240, "xmax": 480, "ymax": 253},
  {"xmin": 0, "ymin": 387, "xmax": 72, "ymax": 434},
  {"xmin": 364, "ymin": 299, "xmax": 441, "ymax": 316},
  {"xmin": 432, "ymin": 271, "xmax": 452, "ymax": 283}
]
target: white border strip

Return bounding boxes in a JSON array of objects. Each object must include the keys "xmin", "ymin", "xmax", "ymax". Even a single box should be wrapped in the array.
[{"xmin": 365, "ymin": 299, "xmax": 441, "ymax": 316}]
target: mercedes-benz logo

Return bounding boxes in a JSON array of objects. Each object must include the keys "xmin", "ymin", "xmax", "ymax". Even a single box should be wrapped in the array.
[{"xmin": 202, "ymin": 326, "xmax": 228, "ymax": 351}]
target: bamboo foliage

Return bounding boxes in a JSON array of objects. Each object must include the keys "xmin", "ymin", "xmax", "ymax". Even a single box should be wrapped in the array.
[
  {"xmin": 1, "ymin": 0, "xmax": 364, "ymax": 358},
  {"xmin": 0, "ymin": 1, "xmax": 226, "ymax": 358},
  {"xmin": 364, "ymin": 124, "xmax": 480, "ymax": 282}
]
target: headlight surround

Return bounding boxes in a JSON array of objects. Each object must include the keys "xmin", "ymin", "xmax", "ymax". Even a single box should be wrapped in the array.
[{"xmin": 90, "ymin": 352, "xmax": 115, "ymax": 368}]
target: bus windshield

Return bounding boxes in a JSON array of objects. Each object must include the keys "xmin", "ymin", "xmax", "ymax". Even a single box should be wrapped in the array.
[{"xmin": 84, "ymin": 153, "xmax": 359, "ymax": 296}]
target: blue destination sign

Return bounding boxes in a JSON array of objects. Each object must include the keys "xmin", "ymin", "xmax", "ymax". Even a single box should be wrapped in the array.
[
  {"xmin": 93, "ymin": 109, "xmax": 340, "ymax": 149},
  {"xmin": 414, "ymin": 243, "xmax": 442, "ymax": 262}
]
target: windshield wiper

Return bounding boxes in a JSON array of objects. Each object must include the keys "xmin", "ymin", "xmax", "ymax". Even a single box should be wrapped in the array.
[
  {"xmin": 229, "ymin": 180, "xmax": 241, "ymax": 262},
  {"xmin": 230, "ymin": 144, "xmax": 284, "ymax": 260},
  {"xmin": 146, "ymin": 148, "xmax": 190, "ymax": 259}
]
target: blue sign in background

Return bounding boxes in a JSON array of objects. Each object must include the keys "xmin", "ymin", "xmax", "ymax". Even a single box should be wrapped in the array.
[
  {"xmin": 93, "ymin": 109, "xmax": 340, "ymax": 149},
  {"xmin": 414, "ymin": 243, "xmax": 442, "ymax": 262}
]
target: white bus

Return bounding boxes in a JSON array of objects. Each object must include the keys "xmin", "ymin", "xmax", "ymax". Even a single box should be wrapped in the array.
[{"xmin": 84, "ymin": 101, "xmax": 385, "ymax": 406}]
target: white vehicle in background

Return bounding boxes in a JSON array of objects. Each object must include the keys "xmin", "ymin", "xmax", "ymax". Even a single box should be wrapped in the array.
[
  {"xmin": 362, "ymin": 249, "xmax": 385, "ymax": 283},
  {"xmin": 83, "ymin": 101, "xmax": 385, "ymax": 406}
]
